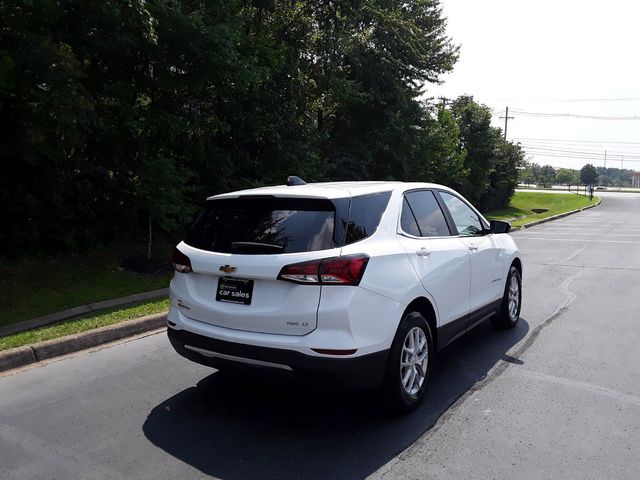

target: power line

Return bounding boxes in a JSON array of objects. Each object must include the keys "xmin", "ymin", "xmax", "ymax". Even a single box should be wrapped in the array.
[
  {"xmin": 523, "ymin": 152, "xmax": 640, "ymax": 164},
  {"xmin": 510, "ymin": 110, "xmax": 640, "ymax": 120},
  {"xmin": 518, "ymin": 145, "xmax": 640, "ymax": 158},
  {"xmin": 522, "ymin": 145, "xmax": 636, "ymax": 156},
  {"xmin": 520, "ymin": 144, "xmax": 640, "ymax": 161},
  {"xmin": 524, "ymin": 154, "xmax": 640, "ymax": 164},
  {"xmin": 496, "ymin": 97, "xmax": 640, "ymax": 103},
  {"xmin": 513, "ymin": 137, "xmax": 640, "ymax": 146}
]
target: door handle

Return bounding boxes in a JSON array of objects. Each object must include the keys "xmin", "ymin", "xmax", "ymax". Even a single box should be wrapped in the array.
[
  {"xmin": 416, "ymin": 247, "xmax": 431, "ymax": 257},
  {"xmin": 468, "ymin": 244, "xmax": 479, "ymax": 252}
]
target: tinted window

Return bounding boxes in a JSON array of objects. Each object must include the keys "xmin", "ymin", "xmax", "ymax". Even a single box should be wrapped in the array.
[
  {"xmin": 439, "ymin": 191, "xmax": 483, "ymax": 236},
  {"xmin": 343, "ymin": 192, "xmax": 392, "ymax": 245},
  {"xmin": 400, "ymin": 197, "xmax": 421, "ymax": 236},
  {"xmin": 186, "ymin": 197, "xmax": 337, "ymax": 254},
  {"xmin": 403, "ymin": 191, "xmax": 450, "ymax": 237}
]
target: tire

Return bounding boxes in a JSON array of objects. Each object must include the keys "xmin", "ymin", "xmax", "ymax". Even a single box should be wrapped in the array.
[
  {"xmin": 491, "ymin": 265, "xmax": 522, "ymax": 329},
  {"xmin": 383, "ymin": 311, "xmax": 434, "ymax": 412}
]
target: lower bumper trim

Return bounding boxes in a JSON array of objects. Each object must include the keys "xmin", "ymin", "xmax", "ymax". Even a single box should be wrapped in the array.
[
  {"xmin": 185, "ymin": 344, "xmax": 293, "ymax": 371},
  {"xmin": 168, "ymin": 328, "xmax": 388, "ymax": 390}
]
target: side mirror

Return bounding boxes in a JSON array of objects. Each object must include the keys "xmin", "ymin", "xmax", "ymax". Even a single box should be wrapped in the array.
[{"xmin": 489, "ymin": 220, "xmax": 511, "ymax": 234}]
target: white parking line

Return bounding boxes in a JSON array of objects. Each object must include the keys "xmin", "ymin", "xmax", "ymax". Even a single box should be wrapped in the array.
[
  {"xmin": 515, "ymin": 237, "xmax": 640, "ymax": 244},
  {"xmin": 518, "ymin": 369, "xmax": 640, "ymax": 407},
  {"xmin": 531, "ymin": 225, "xmax": 640, "ymax": 232},
  {"xmin": 535, "ymin": 226, "xmax": 640, "ymax": 230},
  {"xmin": 556, "ymin": 224, "xmax": 617, "ymax": 226},
  {"xmin": 518, "ymin": 232, "xmax": 640, "ymax": 237}
]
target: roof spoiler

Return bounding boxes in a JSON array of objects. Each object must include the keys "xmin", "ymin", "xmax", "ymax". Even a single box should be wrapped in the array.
[{"xmin": 287, "ymin": 176, "xmax": 306, "ymax": 186}]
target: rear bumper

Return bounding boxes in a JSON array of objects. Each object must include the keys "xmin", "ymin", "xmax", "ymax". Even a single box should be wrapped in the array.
[{"xmin": 168, "ymin": 327, "xmax": 389, "ymax": 390}]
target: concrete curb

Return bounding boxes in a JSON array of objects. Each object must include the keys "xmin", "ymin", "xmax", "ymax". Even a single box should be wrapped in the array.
[
  {"xmin": 0, "ymin": 288, "xmax": 169, "ymax": 338},
  {"xmin": 0, "ymin": 312, "xmax": 167, "ymax": 373},
  {"xmin": 511, "ymin": 197, "xmax": 602, "ymax": 231}
]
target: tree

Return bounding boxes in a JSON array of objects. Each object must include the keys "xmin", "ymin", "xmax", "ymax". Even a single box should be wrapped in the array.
[
  {"xmin": 413, "ymin": 106, "xmax": 467, "ymax": 189},
  {"xmin": 555, "ymin": 168, "xmax": 578, "ymax": 186},
  {"xmin": 539, "ymin": 165, "xmax": 556, "ymax": 187},
  {"xmin": 580, "ymin": 164, "xmax": 598, "ymax": 185},
  {"xmin": 449, "ymin": 96, "xmax": 523, "ymax": 211},
  {"xmin": 449, "ymin": 96, "xmax": 495, "ymax": 208},
  {"xmin": 518, "ymin": 160, "xmax": 536, "ymax": 185},
  {"xmin": 314, "ymin": 0, "xmax": 459, "ymax": 181},
  {"xmin": 0, "ymin": 1, "xmax": 523, "ymax": 257},
  {"xmin": 483, "ymin": 139, "xmax": 523, "ymax": 211}
]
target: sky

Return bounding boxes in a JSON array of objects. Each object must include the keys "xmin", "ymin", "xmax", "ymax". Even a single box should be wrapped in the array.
[{"xmin": 427, "ymin": 0, "xmax": 640, "ymax": 172}]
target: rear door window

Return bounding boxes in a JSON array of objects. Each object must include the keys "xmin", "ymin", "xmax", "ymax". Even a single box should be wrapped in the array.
[
  {"xmin": 186, "ymin": 197, "xmax": 338, "ymax": 254},
  {"xmin": 402, "ymin": 190, "xmax": 451, "ymax": 237}
]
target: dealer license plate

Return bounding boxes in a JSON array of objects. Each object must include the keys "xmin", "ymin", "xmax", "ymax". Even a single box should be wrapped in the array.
[{"xmin": 216, "ymin": 277, "xmax": 254, "ymax": 305}]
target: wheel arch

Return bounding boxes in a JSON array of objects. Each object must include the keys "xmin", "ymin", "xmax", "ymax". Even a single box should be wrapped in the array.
[
  {"xmin": 511, "ymin": 256, "xmax": 522, "ymax": 278},
  {"xmin": 403, "ymin": 297, "xmax": 438, "ymax": 351}
]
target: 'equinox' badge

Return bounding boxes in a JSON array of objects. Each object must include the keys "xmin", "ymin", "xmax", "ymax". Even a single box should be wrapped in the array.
[{"xmin": 219, "ymin": 265, "xmax": 238, "ymax": 274}]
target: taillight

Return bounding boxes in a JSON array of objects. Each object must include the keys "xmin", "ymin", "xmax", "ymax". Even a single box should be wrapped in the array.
[
  {"xmin": 278, "ymin": 254, "xmax": 369, "ymax": 286},
  {"xmin": 319, "ymin": 256, "xmax": 369, "ymax": 285},
  {"xmin": 172, "ymin": 248, "xmax": 193, "ymax": 273},
  {"xmin": 278, "ymin": 259, "xmax": 322, "ymax": 284}
]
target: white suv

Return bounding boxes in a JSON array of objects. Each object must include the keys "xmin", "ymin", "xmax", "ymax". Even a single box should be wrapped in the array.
[{"xmin": 167, "ymin": 180, "xmax": 522, "ymax": 410}]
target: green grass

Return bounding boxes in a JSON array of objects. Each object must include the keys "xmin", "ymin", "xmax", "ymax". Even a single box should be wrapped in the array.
[
  {"xmin": 0, "ymin": 298, "xmax": 169, "ymax": 352},
  {"xmin": 487, "ymin": 192, "xmax": 599, "ymax": 227},
  {"xmin": 0, "ymin": 248, "xmax": 171, "ymax": 326}
]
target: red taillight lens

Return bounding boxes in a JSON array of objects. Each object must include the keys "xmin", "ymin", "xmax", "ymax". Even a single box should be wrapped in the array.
[
  {"xmin": 171, "ymin": 248, "xmax": 193, "ymax": 273},
  {"xmin": 278, "ymin": 259, "xmax": 322, "ymax": 284},
  {"xmin": 319, "ymin": 256, "xmax": 369, "ymax": 285},
  {"xmin": 278, "ymin": 254, "xmax": 369, "ymax": 286}
]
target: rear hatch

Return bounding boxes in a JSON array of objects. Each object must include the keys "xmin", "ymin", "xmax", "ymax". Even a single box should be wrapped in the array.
[{"xmin": 176, "ymin": 196, "xmax": 349, "ymax": 335}]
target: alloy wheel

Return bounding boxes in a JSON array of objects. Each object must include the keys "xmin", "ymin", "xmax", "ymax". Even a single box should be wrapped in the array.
[
  {"xmin": 508, "ymin": 274, "xmax": 520, "ymax": 321},
  {"xmin": 400, "ymin": 327, "xmax": 429, "ymax": 396}
]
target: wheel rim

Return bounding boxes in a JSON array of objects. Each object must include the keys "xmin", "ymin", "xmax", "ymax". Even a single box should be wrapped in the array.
[
  {"xmin": 508, "ymin": 274, "xmax": 520, "ymax": 321},
  {"xmin": 400, "ymin": 327, "xmax": 429, "ymax": 396}
]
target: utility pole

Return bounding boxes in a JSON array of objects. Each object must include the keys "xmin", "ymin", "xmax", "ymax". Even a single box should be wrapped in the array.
[
  {"xmin": 437, "ymin": 96, "xmax": 451, "ymax": 109},
  {"xmin": 499, "ymin": 106, "xmax": 514, "ymax": 140},
  {"xmin": 603, "ymin": 150, "xmax": 607, "ymax": 187}
]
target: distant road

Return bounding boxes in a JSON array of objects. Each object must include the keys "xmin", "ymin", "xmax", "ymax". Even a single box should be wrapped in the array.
[{"xmin": 1, "ymin": 192, "xmax": 639, "ymax": 480}]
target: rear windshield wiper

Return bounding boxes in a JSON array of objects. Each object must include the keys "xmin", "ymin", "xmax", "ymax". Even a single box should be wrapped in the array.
[{"xmin": 230, "ymin": 242, "xmax": 285, "ymax": 254}]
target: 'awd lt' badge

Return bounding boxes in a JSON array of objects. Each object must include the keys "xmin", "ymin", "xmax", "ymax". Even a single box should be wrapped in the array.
[{"xmin": 219, "ymin": 265, "xmax": 237, "ymax": 274}]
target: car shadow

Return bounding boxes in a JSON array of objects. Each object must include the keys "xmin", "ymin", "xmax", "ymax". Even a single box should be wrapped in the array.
[{"xmin": 142, "ymin": 318, "xmax": 529, "ymax": 479}]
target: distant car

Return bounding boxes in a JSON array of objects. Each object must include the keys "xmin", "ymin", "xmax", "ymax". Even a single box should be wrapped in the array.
[{"xmin": 167, "ymin": 179, "xmax": 522, "ymax": 410}]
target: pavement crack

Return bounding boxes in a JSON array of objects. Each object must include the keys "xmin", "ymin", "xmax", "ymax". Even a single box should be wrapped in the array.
[
  {"xmin": 372, "ymin": 268, "xmax": 590, "ymax": 478},
  {"xmin": 507, "ymin": 268, "xmax": 588, "ymax": 361},
  {"xmin": 550, "ymin": 245, "xmax": 587, "ymax": 265}
]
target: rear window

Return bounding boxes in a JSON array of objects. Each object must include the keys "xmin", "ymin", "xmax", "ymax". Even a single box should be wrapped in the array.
[
  {"xmin": 185, "ymin": 191, "xmax": 392, "ymax": 254},
  {"xmin": 186, "ymin": 197, "xmax": 338, "ymax": 254}
]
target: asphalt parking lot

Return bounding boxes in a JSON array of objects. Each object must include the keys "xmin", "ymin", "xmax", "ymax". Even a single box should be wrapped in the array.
[{"xmin": 1, "ymin": 192, "xmax": 639, "ymax": 480}]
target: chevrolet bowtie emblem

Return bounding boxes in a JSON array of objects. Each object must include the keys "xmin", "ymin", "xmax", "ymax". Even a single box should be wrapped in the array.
[{"xmin": 219, "ymin": 265, "xmax": 237, "ymax": 274}]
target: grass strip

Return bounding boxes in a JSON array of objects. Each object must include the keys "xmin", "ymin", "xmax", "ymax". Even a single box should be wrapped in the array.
[
  {"xmin": 0, "ymin": 298, "xmax": 169, "ymax": 352},
  {"xmin": 486, "ymin": 192, "xmax": 598, "ymax": 227},
  {"xmin": 0, "ymin": 246, "xmax": 172, "ymax": 326}
]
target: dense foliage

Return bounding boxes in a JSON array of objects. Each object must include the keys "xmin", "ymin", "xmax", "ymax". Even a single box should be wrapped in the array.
[
  {"xmin": 580, "ymin": 164, "xmax": 598, "ymax": 186},
  {"xmin": 0, "ymin": 0, "xmax": 523, "ymax": 256}
]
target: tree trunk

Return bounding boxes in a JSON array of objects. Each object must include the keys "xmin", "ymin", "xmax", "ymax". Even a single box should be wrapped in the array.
[{"xmin": 147, "ymin": 213, "xmax": 153, "ymax": 259}]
